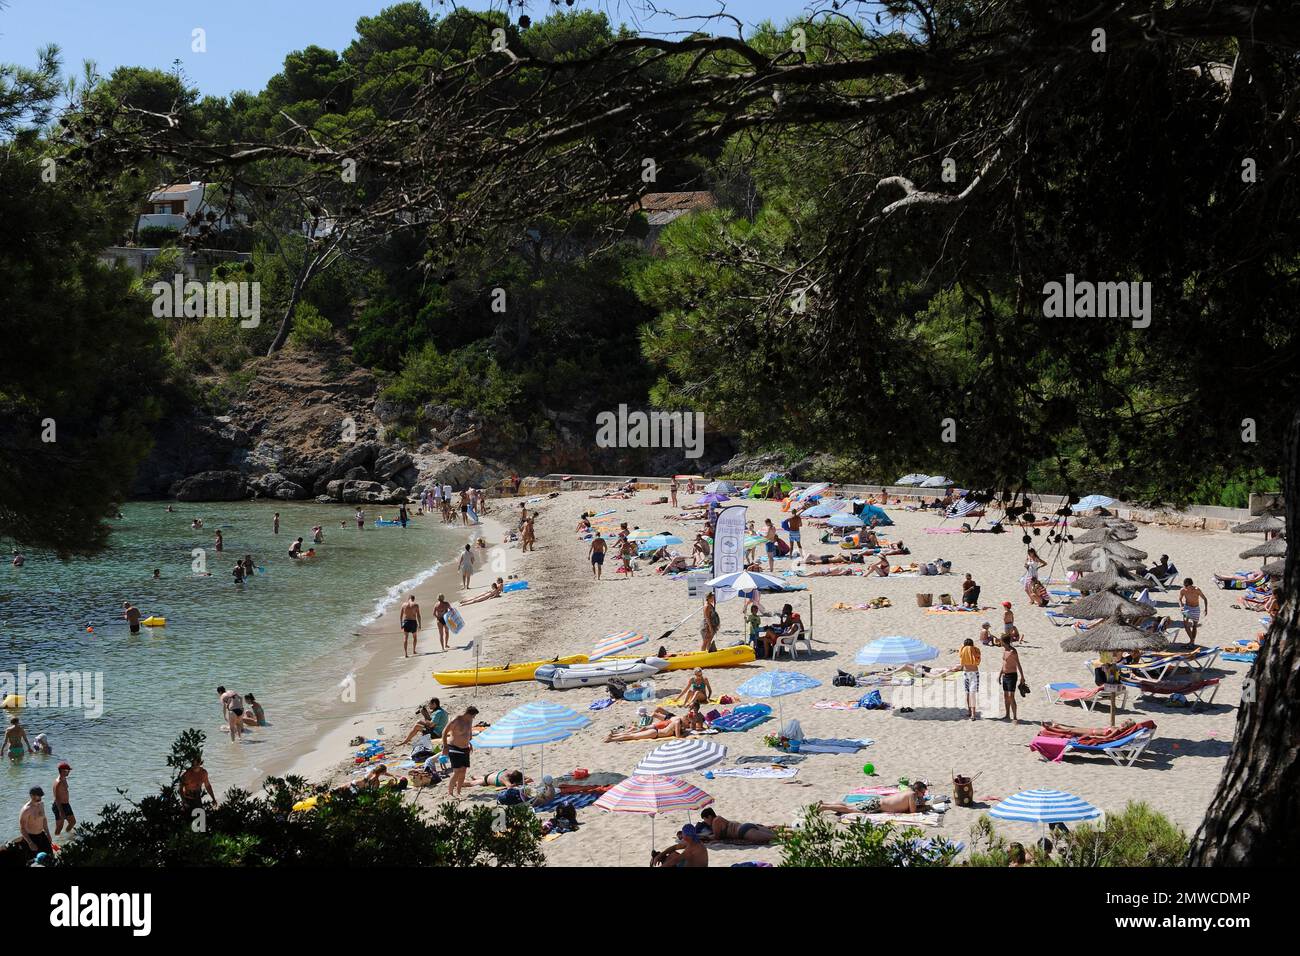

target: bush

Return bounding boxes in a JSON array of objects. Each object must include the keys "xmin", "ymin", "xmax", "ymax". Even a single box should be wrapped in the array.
[
  {"xmin": 138, "ymin": 225, "xmax": 182, "ymax": 247},
  {"xmin": 56, "ymin": 731, "xmax": 546, "ymax": 867},
  {"xmin": 964, "ymin": 802, "xmax": 1188, "ymax": 867},
  {"xmin": 779, "ymin": 805, "xmax": 961, "ymax": 867},
  {"xmin": 287, "ymin": 301, "xmax": 335, "ymax": 350}
]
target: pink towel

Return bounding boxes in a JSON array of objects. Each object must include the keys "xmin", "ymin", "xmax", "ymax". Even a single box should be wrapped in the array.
[
  {"xmin": 1057, "ymin": 687, "xmax": 1098, "ymax": 701},
  {"xmin": 1029, "ymin": 734, "xmax": 1070, "ymax": 762}
]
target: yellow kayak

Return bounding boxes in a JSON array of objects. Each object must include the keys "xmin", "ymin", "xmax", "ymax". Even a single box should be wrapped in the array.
[
  {"xmin": 433, "ymin": 654, "xmax": 590, "ymax": 687},
  {"xmin": 612, "ymin": 645, "xmax": 755, "ymax": 671}
]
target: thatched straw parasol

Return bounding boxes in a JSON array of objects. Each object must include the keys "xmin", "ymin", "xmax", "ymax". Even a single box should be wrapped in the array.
[
  {"xmin": 1066, "ymin": 556, "xmax": 1145, "ymax": 574},
  {"xmin": 1070, "ymin": 541, "xmax": 1148, "ymax": 561},
  {"xmin": 1063, "ymin": 589, "xmax": 1155, "ymax": 620},
  {"xmin": 1074, "ymin": 566, "xmax": 1144, "ymax": 592},
  {"xmin": 1073, "ymin": 515, "xmax": 1136, "ymax": 531},
  {"xmin": 1231, "ymin": 512, "xmax": 1286, "ymax": 535},
  {"xmin": 1074, "ymin": 526, "xmax": 1138, "ymax": 543},
  {"xmin": 1239, "ymin": 538, "xmax": 1287, "ymax": 559},
  {"xmin": 1061, "ymin": 615, "xmax": 1168, "ymax": 725},
  {"xmin": 1263, "ymin": 559, "xmax": 1286, "ymax": 576}
]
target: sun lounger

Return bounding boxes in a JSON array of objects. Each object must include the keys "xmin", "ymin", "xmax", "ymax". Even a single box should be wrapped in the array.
[
  {"xmin": 1045, "ymin": 682, "xmax": 1128, "ymax": 711},
  {"xmin": 1061, "ymin": 726, "xmax": 1157, "ymax": 767},
  {"xmin": 1214, "ymin": 570, "xmax": 1266, "ymax": 590},
  {"xmin": 710, "ymin": 704, "xmax": 773, "ymax": 732},
  {"xmin": 1127, "ymin": 677, "xmax": 1220, "ymax": 708}
]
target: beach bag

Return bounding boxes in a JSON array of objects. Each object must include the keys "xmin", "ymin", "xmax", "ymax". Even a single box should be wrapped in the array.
[
  {"xmin": 780, "ymin": 519, "xmax": 791, "ymax": 532},
  {"xmin": 607, "ymin": 678, "xmax": 628, "ymax": 700},
  {"xmin": 832, "ymin": 670, "xmax": 858, "ymax": 688},
  {"xmin": 858, "ymin": 690, "xmax": 886, "ymax": 710}
]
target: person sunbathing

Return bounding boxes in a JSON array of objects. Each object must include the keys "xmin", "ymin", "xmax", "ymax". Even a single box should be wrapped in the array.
[
  {"xmin": 817, "ymin": 781, "xmax": 928, "ymax": 815},
  {"xmin": 678, "ymin": 668, "xmax": 712, "ymax": 707},
  {"xmin": 467, "ymin": 769, "xmax": 534, "ymax": 788},
  {"xmin": 697, "ymin": 808, "xmax": 783, "ymax": 844},
  {"xmin": 869, "ymin": 554, "xmax": 891, "ymax": 577},
  {"xmin": 606, "ymin": 715, "xmax": 688, "ymax": 741},
  {"xmin": 459, "ymin": 578, "xmax": 504, "ymax": 606}
]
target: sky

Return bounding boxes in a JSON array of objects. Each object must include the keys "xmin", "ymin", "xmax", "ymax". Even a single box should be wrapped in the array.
[{"xmin": 0, "ymin": 0, "xmax": 833, "ymax": 99}]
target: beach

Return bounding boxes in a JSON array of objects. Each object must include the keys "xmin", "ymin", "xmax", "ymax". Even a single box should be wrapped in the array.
[{"xmin": 281, "ymin": 485, "xmax": 1255, "ymax": 867}]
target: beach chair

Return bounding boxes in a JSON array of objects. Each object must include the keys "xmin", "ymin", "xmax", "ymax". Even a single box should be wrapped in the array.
[
  {"xmin": 1126, "ymin": 677, "xmax": 1220, "ymax": 708},
  {"xmin": 1045, "ymin": 682, "xmax": 1128, "ymax": 712},
  {"xmin": 1142, "ymin": 569, "xmax": 1179, "ymax": 592},
  {"xmin": 772, "ymin": 631, "xmax": 802, "ymax": 660},
  {"xmin": 1061, "ymin": 726, "xmax": 1157, "ymax": 767}
]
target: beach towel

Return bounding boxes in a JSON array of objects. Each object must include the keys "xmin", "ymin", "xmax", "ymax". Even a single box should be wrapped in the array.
[
  {"xmin": 924, "ymin": 527, "xmax": 966, "ymax": 534},
  {"xmin": 798, "ymin": 737, "xmax": 874, "ymax": 754},
  {"xmin": 845, "ymin": 812, "xmax": 943, "ymax": 827},
  {"xmin": 814, "ymin": 700, "xmax": 862, "ymax": 710},
  {"xmin": 845, "ymin": 786, "xmax": 904, "ymax": 797},
  {"xmin": 588, "ymin": 698, "xmax": 615, "ymax": 710},
  {"xmin": 1222, "ymin": 652, "xmax": 1257, "ymax": 662},
  {"xmin": 533, "ymin": 792, "xmax": 602, "ymax": 812},
  {"xmin": 706, "ymin": 767, "xmax": 798, "ymax": 779},
  {"xmin": 924, "ymin": 605, "xmax": 993, "ymax": 614},
  {"xmin": 736, "ymin": 754, "xmax": 806, "ymax": 765}
]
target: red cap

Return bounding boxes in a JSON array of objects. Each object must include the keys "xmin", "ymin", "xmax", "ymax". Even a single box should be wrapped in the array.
[
  {"xmin": 57, "ymin": 762, "xmax": 71, "ymax": 771},
  {"xmin": 1001, "ymin": 601, "xmax": 1012, "ymax": 607}
]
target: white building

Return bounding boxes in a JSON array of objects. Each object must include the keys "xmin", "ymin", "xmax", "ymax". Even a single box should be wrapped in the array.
[{"xmin": 138, "ymin": 182, "xmax": 245, "ymax": 236}]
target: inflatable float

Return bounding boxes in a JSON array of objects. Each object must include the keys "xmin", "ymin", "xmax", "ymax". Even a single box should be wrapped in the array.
[
  {"xmin": 535, "ymin": 657, "xmax": 668, "ymax": 689},
  {"xmin": 433, "ymin": 654, "xmax": 589, "ymax": 687},
  {"xmin": 140, "ymin": 616, "xmax": 166, "ymax": 627},
  {"xmin": 374, "ymin": 519, "xmax": 413, "ymax": 527},
  {"xmin": 443, "ymin": 605, "xmax": 465, "ymax": 635},
  {"xmin": 2, "ymin": 694, "xmax": 24, "ymax": 709},
  {"xmin": 502, "ymin": 580, "xmax": 528, "ymax": 594},
  {"xmin": 610, "ymin": 645, "xmax": 755, "ymax": 671}
]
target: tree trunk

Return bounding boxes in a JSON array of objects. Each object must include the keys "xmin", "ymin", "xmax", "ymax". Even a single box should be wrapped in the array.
[
  {"xmin": 1187, "ymin": 410, "xmax": 1300, "ymax": 864},
  {"xmin": 266, "ymin": 275, "xmax": 306, "ymax": 355}
]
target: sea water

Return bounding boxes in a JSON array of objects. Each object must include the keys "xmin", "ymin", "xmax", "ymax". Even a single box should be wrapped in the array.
[{"xmin": 0, "ymin": 500, "xmax": 469, "ymax": 831}]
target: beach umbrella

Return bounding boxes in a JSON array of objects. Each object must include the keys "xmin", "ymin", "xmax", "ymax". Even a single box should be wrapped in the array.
[
  {"xmin": 1074, "ymin": 566, "xmax": 1144, "ymax": 593},
  {"xmin": 1073, "ymin": 526, "xmax": 1138, "ymax": 543},
  {"xmin": 1066, "ymin": 555, "xmax": 1145, "ymax": 575},
  {"xmin": 474, "ymin": 701, "xmax": 591, "ymax": 779},
  {"xmin": 1231, "ymin": 511, "xmax": 1286, "ymax": 535},
  {"xmin": 827, "ymin": 513, "xmax": 865, "ymax": 528},
  {"xmin": 990, "ymin": 789, "xmax": 1102, "ymax": 826},
  {"xmin": 737, "ymin": 670, "xmax": 822, "ymax": 727},
  {"xmin": 705, "ymin": 569, "xmax": 786, "ymax": 591},
  {"xmin": 591, "ymin": 630, "xmax": 647, "ymax": 661},
  {"xmin": 855, "ymin": 635, "xmax": 941, "ymax": 666},
  {"xmin": 794, "ymin": 482, "xmax": 830, "ymax": 501},
  {"xmin": 635, "ymin": 738, "xmax": 728, "ymax": 776},
  {"xmin": 1071, "ymin": 495, "xmax": 1117, "ymax": 513},
  {"xmin": 595, "ymin": 774, "xmax": 713, "ymax": 853},
  {"xmin": 1240, "ymin": 538, "xmax": 1287, "ymax": 559},
  {"xmin": 1060, "ymin": 615, "xmax": 1168, "ymax": 725},
  {"xmin": 704, "ymin": 480, "xmax": 736, "ymax": 494},
  {"xmin": 1062, "ymin": 589, "xmax": 1155, "ymax": 620},
  {"xmin": 1070, "ymin": 541, "xmax": 1147, "ymax": 562},
  {"xmin": 896, "ymin": 474, "xmax": 928, "ymax": 486},
  {"xmin": 801, "ymin": 501, "xmax": 847, "ymax": 518},
  {"xmin": 638, "ymin": 533, "xmax": 683, "ymax": 552},
  {"xmin": 1263, "ymin": 559, "xmax": 1286, "ymax": 576},
  {"xmin": 697, "ymin": 493, "xmax": 730, "ymax": 505},
  {"xmin": 625, "ymin": 529, "xmax": 657, "ymax": 541},
  {"xmin": 743, "ymin": 534, "xmax": 766, "ymax": 552},
  {"xmin": 920, "ymin": 476, "xmax": 951, "ymax": 487}
]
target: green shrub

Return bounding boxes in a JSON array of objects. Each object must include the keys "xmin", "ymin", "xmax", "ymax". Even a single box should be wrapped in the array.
[
  {"xmin": 778, "ymin": 805, "xmax": 961, "ymax": 867},
  {"xmin": 138, "ymin": 225, "xmax": 182, "ymax": 247},
  {"xmin": 288, "ymin": 301, "xmax": 335, "ymax": 350},
  {"xmin": 964, "ymin": 803, "xmax": 1188, "ymax": 867},
  {"xmin": 57, "ymin": 731, "xmax": 546, "ymax": 867}
]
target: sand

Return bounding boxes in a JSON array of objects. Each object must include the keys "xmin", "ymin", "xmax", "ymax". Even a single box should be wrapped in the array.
[{"xmin": 279, "ymin": 487, "xmax": 1258, "ymax": 867}]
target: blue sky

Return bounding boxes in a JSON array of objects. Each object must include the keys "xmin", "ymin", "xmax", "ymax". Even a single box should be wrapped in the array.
[{"xmin": 0, "ymin": 0, "xmax": 829, "ymax": 98}]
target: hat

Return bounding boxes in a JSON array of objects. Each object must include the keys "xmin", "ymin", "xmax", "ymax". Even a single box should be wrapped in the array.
[
  {"xmin": 637, "ymin": 706, "xmax": 649, "ymax": 716},
  {"xmin": 1001, "ymin": 601, "xmax": 1012, "ymax": 607},
  {"xmin": 680, "ymin": 823, "xmax": 700, "ymax": 841},
  {"xmin": 57, "ymin": 761, "xmax": 71, "ymax": 771}
]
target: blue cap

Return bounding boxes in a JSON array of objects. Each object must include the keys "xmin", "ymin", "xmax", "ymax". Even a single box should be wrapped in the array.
[{"xmin": 681, "ymin": 823, "xmax": 699, "ymax": 841}]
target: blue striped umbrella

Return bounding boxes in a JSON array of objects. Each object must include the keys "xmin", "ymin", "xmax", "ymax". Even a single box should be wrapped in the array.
[
  {"xmin": 736, "ymin": 670, "xmax": 821, "ymax": 727},
  {"xmin": 705, "ymin": 570, "xmax": 786, "ymax": 591},
  {"xmin": 1072, "ymin": 495, "xmax": 1117, "ymax": 513},
  {"xmin": 697, "ymin": 493, "xmax": 730, "ymax": 505},
  {"xmin": 638, "ymin": 533, "xmax": 683, "ymax": 552},
  {"xmin": 989, "ymin": 789, "xmax": 1102, "ymax": 825},
  {"xmin": 827, "ymin": 512, "xmax": 865, "ymax": 528},
  {"xmin": 855, "ymin": 636, "xmax": 940, "ymax": 666},
  {"xmin": 635, "ymin": 738, "xmax": 728, "ymax": 776},
  {"xmin": 591, "ymin": 630, "xmax": 647, "ymax": 661},
  {"xmin": 473, "ymin": 701, "xmax": 591, "ymax": 779}
]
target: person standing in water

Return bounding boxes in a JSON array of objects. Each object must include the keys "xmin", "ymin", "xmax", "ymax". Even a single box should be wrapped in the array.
[
  {"xmin": 19, "ymin": 787, "xmax": 53, "ymax": 856},
  {"xmin": 2, "ymin": 717, "xmax": 33, "ymax": 760},
  {"xmin": 289, "ymin": 537, "xmax": 304, "ymax": 558},
  {"xmin": 399, "ymin": 594, "xmax": 422, "ymax": 657},
  {"xmin": 273, "ymin": 512, "xmax": 280, "ymax": 535},
  {"xmin": 218, "ymin": 686, "xmax": 245, "ymax": 741},
  {"xmin": 123, "ymin": 601, "xmax": 142, "ymax": 634},
  {"xmin": 398, "ymin": 503, "xmax": 410, "ymax": 528},
  {"xmin": 51, "ymin": 762, "xmax": 75, "ymax": 835},
  {"xmin": 356, "ymin": 509, "xmax": 365, "ymax": 529},
  {"xmin": 214, "ymin": 529, "xmax": 224, "ymax": 552},
  {"xmin": 433, "ymin": 594, "xmax": 452, "ymax": 650}
]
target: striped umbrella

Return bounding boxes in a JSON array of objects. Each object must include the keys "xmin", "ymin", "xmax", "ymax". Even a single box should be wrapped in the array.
[
  {"xmin": 595, "ymin": 774, "xmax": 714, "ymax": 852},
  {"xmin": 827, "ymin": 512, "xmax": 865, "ymax": 528},
  {"xmin": 855, "ymin": 635, "xmax": 940, "ymax": 666},
  {"xmin": 626, "ymin": 529, "xmax": 657, "ymax": 541},
  {"xmin": 697, "ymin": 493, "xmax": 730, "ymax": 505},
  {"xmin": 473, "ymin": 701, "xmax": 591, "ymax": 780},
  {"xmin": 1071, "ymin": 495, "xmax": 1117, "ymax": 513},
  {"xmin": 793, "ymin": 482, "xmax": 830, "ymax": 501},
  {"xmin": 591, "ymin": 630, "xmax": 647, "ymax": 661},
  {"xmin": 989, "ymin": 788, "xmax": 1102, "ymax": 825},
  {"xmin": 705, "ymin": 570, "xmax": 786, "ymax": 591},
  {"xmin": 638, "ymin": 533, "xmax": 683, "ymax": 552},
  {"xmin": 801, "ymin": 500, "xmax": 847, "ymax": 518},
  {"xmin": 635, "ymin": 739, "xmax": 728, "ymax": 776},
  {"xmin": 737, "ymin": 670, "xmax": 822, "ymax": 728}
]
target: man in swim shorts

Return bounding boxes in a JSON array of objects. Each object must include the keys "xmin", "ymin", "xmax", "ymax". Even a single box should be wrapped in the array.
[
  {"xmin": 589, "ymin": 533, "xmax": 607, "ymax": 579},
  {"xmin": 123, "ymin": 601, "xmax": 141, "ymax": 634},
  {"xmin": 179, "ymin": 758, "xmax": 217, "ymax": 811},
  {"xmin": 442, "ymin": 705, "xmax": 478, "ymax": 797},
  {"xmin": 52, "ymin": 761, "xmax": 75, "ymax": 834},
  {"xmin": 1178, "ymin": 578, "xmax": 1209, "ymax": 643},
  {"xmin": 20, "ymin": 786, "xmax": 53, "ymax": 857},
  {"xmin": 399, "ymin": 593, "xmax": 422, "ymax": 657},
  {"xmin": 818, "ymin": 780, "xmax": 929, "ymax": 816}
]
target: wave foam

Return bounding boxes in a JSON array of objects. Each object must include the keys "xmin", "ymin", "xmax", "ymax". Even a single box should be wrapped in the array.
[{"xmin": 358, "ymin": 562, "xmax": 442, "ymax": 626}]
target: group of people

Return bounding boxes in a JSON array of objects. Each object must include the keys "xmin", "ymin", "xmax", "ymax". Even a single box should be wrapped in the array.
[{"xmin": 217, "ymin": 685, "xmax": 267, "ymax": 741}]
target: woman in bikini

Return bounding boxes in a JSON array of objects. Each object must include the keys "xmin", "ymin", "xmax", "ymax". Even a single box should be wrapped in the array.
[
  {"xmin": 605, "ymin": 715, "xmax": 688, "ymax": 742},
  {"xmin": 679, "ymin": 668, "xmax": 712, "ymax": 707},
  {"xmin": 469, "ymin": 769, "xmax": 533, "ymax": 788}
]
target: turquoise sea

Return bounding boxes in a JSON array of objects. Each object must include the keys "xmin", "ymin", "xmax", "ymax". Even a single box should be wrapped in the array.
[{"xmin": 1, "ymin": 500, "xmax": 466, "ymax": 834}]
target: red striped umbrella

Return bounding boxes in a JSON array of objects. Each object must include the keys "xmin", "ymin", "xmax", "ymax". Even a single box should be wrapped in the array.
[{"xmin": 595, "ymin": 774, "xmax": 713, "ymax": 852}]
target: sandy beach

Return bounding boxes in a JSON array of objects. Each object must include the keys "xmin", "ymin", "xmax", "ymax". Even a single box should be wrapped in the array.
[{"xmin": 280, "ymin": 486, "xmax": 1255, "ymax": 867}]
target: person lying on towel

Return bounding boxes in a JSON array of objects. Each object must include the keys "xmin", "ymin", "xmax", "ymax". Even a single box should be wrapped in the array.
[
  {"xmin": 817, "ymin": 780, "xmax": 929, "ymax": 815},
  {"xmin": 697, "ymin": 808, "xmax": 785, "ymax": 845}
]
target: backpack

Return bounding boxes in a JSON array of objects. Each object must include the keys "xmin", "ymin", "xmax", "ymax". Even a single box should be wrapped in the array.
[
  {"xmin": 858, "ymin": 690, "xmax": 886, "ymax": 710},
  {"xmin": 832, "ymin": 670, "xmax": 858, "ymax": 688},
  {"xmin": 607, "ymin": 677, "xmax": 628, "ymax": 700}
]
